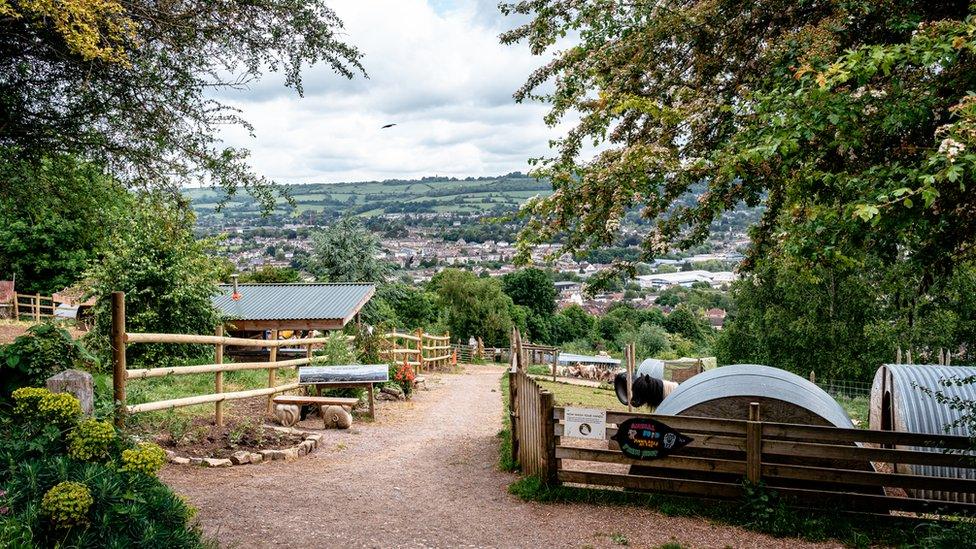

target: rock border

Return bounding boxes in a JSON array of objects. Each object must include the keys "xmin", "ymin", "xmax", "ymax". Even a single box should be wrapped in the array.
[{"xmin": 164, "ymin": 426, "xmax": 324, "ymax": 468}]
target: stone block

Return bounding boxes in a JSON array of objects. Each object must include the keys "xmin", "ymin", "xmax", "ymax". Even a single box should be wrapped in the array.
[
  {"xmin": 249, "ymin": 452, "xmax": 263, "ymax": 464},
  {"xmin": 46, "ymin": 370, "xmax": 94, "ymax": 416},
  {"xmin": 282, "ymin": 447, "xmax": 299, "ymax": 461},
  {"xmin": 170, "ymin": 456, "xmax": 190, "ymax": 465},
  {"xmin": 203, "ymin": 458, "xmax": 232, "ymax": 468},
  {"xmin": 230, "ymin": 450, "xmax": 251, "ymax": 465}
]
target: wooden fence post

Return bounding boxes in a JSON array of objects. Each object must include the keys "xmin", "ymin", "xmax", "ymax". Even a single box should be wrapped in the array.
[
  {"xmin": 626, "ymin": 343, "xmax": 634, "ymax": 412},
  {"xmin": 445, "ymin": 331, "xmax": 450, "ymax": 368},
  {"xmin": 540, "ymin": 389, "xmax": 557, "ymax": 485},
  {"xmin": 416, "ymin": 328, "xmax": 424, "ymax": 373},
  {"xmin": 746, "ymin": 401, "xmax": 761, "ymax": 484},
  {"xmin": 111, "ymin": 292, "xmax": 127, "ymax": 428},
  {"xmin": 34, "ymin": 293, "xmax": 40, "ymax": 322},
  {"xmin": 267, "ymin": 330, "xmax": 278, "ymax": 415},
  {"xmin": 551, "ymin": 348, "xmax": 558, "ymax": 382},
  {"xmin": 214, "ymin": 325, "xmax": 225, "ymax": 426},
  {"xmin": 13, "ymin": 293, "xmax": 18, "ymax": 320},
  {"xmin": 509, "ymin": 369, "xmax": 519, "ymax": 467}
]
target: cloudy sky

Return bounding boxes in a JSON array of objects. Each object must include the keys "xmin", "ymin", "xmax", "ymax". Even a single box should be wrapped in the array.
[{"xmin": 216, "ymin": 0, "xmax": 571, "ymax": 184}]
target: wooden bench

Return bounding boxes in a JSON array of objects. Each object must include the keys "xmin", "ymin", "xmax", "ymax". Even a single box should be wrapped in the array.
[{"xmin": 272, "ymin": 395, "xmax": 359, "ymax": 428}]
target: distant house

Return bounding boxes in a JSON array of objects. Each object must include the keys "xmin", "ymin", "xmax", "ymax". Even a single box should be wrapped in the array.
[
  {"xmin": 213, "ymin": 283, "xmax": 374, "ymax": 334},
  {"xmin": 554, "ymin": 280, "xmax": 581, "ymax": 294},
  {"xmin": 706, "ymin": 308, "xmax": 727, "ymax": 329}
]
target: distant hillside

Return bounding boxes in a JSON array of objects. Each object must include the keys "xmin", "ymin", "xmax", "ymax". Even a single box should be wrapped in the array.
[{"xmin": 186, "ymin": 173, "xmax": 551, "ymax": 226}]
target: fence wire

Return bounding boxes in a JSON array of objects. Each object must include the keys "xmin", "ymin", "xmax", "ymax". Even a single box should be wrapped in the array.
[{"xmin": 815, "ymin": 378, "xmax": 872, "ymax": 399}]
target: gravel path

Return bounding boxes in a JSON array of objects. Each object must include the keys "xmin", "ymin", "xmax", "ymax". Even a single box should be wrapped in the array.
[{"xmin": 161, "ymin": 364, "xmax": 840, "ymax": 549}]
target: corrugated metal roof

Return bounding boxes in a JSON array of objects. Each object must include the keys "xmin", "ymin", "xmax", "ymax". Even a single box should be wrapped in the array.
[
  {"xmin": 883, "ymin": 364, "xmax": 976, "ymax": 500},
  {"xmin": 212, "ymin": 283, "xmax": 374, "ymax": 321},
  {"xmin": 557, "ymin": 352, "xmax": 621, "ymax": 366},
  {"xmin": 656, "ymin": 364, "xmax": 854, "ymax": 428},
  {"xmin": 636, "ymin": 358, "xmax": 665, "ymax": 379}
]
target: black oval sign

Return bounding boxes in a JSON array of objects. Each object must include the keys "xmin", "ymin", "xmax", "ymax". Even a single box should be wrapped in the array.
[{"xmin": 612, "ymin": 417, "xmax": 692, "ymax": 460}]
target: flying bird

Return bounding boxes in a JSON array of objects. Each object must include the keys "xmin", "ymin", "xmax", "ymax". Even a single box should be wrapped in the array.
[{"xmin": 381, "ymin": 123, "xmax": 397, "ymax": 129}]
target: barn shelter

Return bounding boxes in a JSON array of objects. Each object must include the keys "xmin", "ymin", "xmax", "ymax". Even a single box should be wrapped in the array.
[
  {"xmin": 213, "ymin": 283, "xmax": 375, "ymax": 335},
  {"xmin": 870, "ymin": 363, "xmax": 976, "ymax": 502},
  {"xmin": 656, "ymin": 364, "xmax": 854, "ymax": 427}
]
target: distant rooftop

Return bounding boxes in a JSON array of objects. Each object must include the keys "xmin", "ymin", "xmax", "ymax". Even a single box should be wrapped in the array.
[{"xmin": 213, "ymin": 283, "xmax": 374, "ymax": 323}]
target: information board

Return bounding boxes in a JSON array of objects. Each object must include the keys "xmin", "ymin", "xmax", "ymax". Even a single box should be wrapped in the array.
[
  {"xmin": 563, "ymin": 407, "xmax": 607, "ymax": 440},
  {"xmin": 298, "ymin": 364, "xmax": 389, "ymax": 384},
  {"xmin": 611, "ymin": 417, "xmax": 692, "ymax": 460}
]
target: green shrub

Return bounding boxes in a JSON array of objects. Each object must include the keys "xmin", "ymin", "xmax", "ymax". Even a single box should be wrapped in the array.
[
  {"xmin": 0, "ymin": 391, "xmax": 209, "ymax": 547},
  {"xmin": 68, "ymin": 420, "xmax": 116, "ymax": 461},
  {"xmin": 120, "ymin": 442, "xmax": 167, "ymax": 477},
  {"xmin": 0, "ymin": 323, "xmax": 96, "ymax": 398},
  {"xmin": 12, "ymin": 386, "xmax": 81, "ymax": 427},
  {"xmin": 41, "ymin": 481, "xmax": 93, "ymax": 528}
]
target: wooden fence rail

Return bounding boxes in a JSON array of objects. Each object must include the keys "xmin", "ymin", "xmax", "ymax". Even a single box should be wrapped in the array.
[
  {"xmin": 110, "ymin": 291, "xmax": 349, "ymax": 427},
  {"xmin": 13, "ymin": 292, "xmax": 55, "ymax": 322},
  {"xmin": 380, "ymin": 329, "xmax": 453, "ymax": 372},
  {"xmin": 548, "ymin": 404, "xmax": 976, "ymax": 516},
  {"xmin": 506, "ymin": 327, "xmax": 976, "ymax": 518}
]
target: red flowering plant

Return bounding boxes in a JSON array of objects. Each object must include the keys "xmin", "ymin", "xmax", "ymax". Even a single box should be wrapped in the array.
[{"xmin": 388, "ymin": 360, "xmax": 415, "ymax": 398}]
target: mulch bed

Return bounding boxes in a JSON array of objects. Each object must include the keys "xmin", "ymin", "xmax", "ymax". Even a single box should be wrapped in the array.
[
  {"xmin": 153, "ymin": 416, "xmax": 305, "ymax": 459},
  {"xmin": 148, "ymin": 397, "xmax": 306, "ymax": 459}
]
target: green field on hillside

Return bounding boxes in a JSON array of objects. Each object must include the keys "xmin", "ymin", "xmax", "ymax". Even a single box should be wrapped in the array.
[{"xmin": 186, "ymin": 174, "xmax": 551, "ymax": 224}]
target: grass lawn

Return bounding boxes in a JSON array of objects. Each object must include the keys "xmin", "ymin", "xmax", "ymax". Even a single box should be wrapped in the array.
[
  {"xmin": 535, "ymin": 379, "xmax": 628, "ymax": 412},
  {"xmin": 94, "ymin": 366, "xmax": 299, "ymax": 431}
]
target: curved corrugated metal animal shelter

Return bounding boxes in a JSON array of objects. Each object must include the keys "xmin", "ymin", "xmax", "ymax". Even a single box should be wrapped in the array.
[
  {"xmin": 638, "ymin": 364, "xmax": 879, "ymax": 491},
  {"xmin": 870, "ymin": 364, "xmax": 976, "ymax": 502},
  {"xmin": 656, "ymin": 364, "xmax": 855, "ymax": 427}
]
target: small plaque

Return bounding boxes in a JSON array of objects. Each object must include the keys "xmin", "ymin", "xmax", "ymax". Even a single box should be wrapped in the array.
[
  {"xmin": 612, "ymin": 417, "xmax": 692, "ymax": 460},
  {"xmin": 564, "ymin": 407, "xmax": 606, "ymax": 440},
  {"xmin": 298, "ymin": 364, "xmax": 389, "ymax": 384}
]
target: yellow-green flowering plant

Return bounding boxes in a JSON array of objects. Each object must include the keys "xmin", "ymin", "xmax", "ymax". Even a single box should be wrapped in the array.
[
  {"xmin": 121, "ymin": 442, "xmax": 167, "ymax": 476},
  {"xmin": 40, "ymin": 481, "xmax": 93, "ymax": 528},
  {"xmin": 68, "ymin": 419, "xmax": 116, "ymax": 461}
]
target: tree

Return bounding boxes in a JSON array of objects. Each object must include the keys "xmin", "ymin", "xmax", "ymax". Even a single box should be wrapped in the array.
[
  {"xmin": 238, "ymin": 265, "xmax": 301, "ymax": 284},
  {"xmin": 85, "ymin": 195, "xmax": 223, "ymax": 364},
  {"xmin": 0, "ymin": 154, "xmax": 129, "ymax": 294},
  {"xmin": 503, "ymin": 2, "xmax": 976, "ymax": 376},
  {"xmin": 428, "ymin": 269, "xmax": 515, "ymax": 346},
  {"xmin": 1, "ymin": 0, "xmax": 363, "ymax": 210},
  {"xmin": 552, "ymin": 304, "xmax": 595, "ymax": 343},
  {"xmin": 620, "ymin": 323, "xmax": 670, "ymax": 361},
  {"xmin": 365, "ymin": 283, "xmax": 438, "ymax": 330},
  {"xmin": 502, "ymin": 267, "xmax": 558, "ymax": 343},
  {"xmin": 502, "ymin": 3, "xmax": 976, "ymax": 285},
  {"xmin": 305, "ymin": 218, "xmax": 392, "ymax": 283},
  {"xmin": 664, "ymin": 306, "xmax": 705, "ymax": 343}
]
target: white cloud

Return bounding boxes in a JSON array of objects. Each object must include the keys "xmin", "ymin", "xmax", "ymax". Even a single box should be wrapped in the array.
[{"xmin": 216, "ymin": 0, "xmax": 570, "ymax": 184}]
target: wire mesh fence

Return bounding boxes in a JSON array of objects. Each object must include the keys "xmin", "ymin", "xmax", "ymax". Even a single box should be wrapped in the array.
[{"xmin": 815, "ymin": 378, "xmax": 872, "ymax": 399}]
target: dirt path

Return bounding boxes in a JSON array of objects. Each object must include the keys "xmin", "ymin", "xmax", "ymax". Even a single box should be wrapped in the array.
[{"xmin": 162, "ymin": 365, "xmax": 839, "ymax": 549}]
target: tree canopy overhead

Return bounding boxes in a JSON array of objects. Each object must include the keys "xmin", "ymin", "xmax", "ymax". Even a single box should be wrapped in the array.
[
  {"xmin": 502, "ymin": 1, "xmax": 976, "ymax": 287},
  {"xmin": 0, "ymin": 0, "xmax": 364, "ymax": 210}
]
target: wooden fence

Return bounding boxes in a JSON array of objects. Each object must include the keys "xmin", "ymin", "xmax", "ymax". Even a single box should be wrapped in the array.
[
  {"xmin": 13, "ymin": 292, "xmax": 55, "ymax": 322},
  {"xmin": 380, "ymin": 329, "xmax": 453, "ymax": 372},
  {"xmin": 552, "ymin": 407, "xmax": 976, "ymax": 516},
  {"xmin": 507, "ymin": 329, "xmax": 976, "ymax": 517},
  {"xmin": 110, "ymin": 292, "xmax": 348, "ymax": 427}
]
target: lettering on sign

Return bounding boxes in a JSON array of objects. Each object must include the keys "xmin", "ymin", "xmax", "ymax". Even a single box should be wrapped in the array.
[
  {"xmin": 564, "ymin": 407, "xmax": 606, "ymax": 440},
  {"xmin": 611, "ymin": 417, "xmax": 692, "ymax": 460}
]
